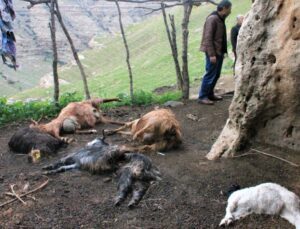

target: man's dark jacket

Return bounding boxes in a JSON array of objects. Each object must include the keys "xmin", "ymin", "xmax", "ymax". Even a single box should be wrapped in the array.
[{"xmin": 200, "ymin": 11, "xmax": 228, "ymax": 57}]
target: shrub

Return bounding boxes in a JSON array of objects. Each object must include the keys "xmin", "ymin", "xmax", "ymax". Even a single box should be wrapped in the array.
[
  {"xmin": 101, "ymin": 90, "xmax": 182, "ymax": 110},
  {"xmin": 0, "ymin": 92, "xmax": 82, "ymax": 126},
  {"xmin": 0, "ymin": 90, "xmax": 182, "ymax": 126}
]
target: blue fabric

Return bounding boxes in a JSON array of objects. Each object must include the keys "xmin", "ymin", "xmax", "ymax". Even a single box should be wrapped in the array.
[
  {"xmin": 199, "ymin": 53, "xmax": 224, "ymax": 99},
  {"xmin": 0, "ymin": 19, "xmax": 15, "ymax": 60},
  {"xmin": 1, "ymin": 30, "xmax": 15, "ymax": 57},
  {"xmin": 0, "ymin": 0, "xmax": 16, "ymax": 65}
]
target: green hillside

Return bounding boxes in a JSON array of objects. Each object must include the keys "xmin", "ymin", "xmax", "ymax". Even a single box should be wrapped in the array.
[{"xmin": 14, "ymin": 1, "xmax": 251, "ymax": 100}]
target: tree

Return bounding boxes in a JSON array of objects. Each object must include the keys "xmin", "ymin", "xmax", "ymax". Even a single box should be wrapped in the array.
[
  {"xmin": 161, "ymin": 3, "xmax": 183, "ymax": 90},
  {"xmin": 49, "ymin": 0, "xmax": 59, "ymax": 104},
  {"xmin": 206, "ymin": 0, "xmax": 300, "ymax": 160},
  {"xmin": 23, "ymin": 0, "xmax": 91, "ymax": 100},
  {"xmin": 180, "ymin": 0, "xmax": 193, "ymax": 99},
  {"xmin": 54, "ymin": 0, "xmax": 91, "ymax": 99},
  {"xmin": 115, "ymin": 0, "xmax": 134, "ymax": 102},
  {"xmin": 132, "ymin": 0, "xmax": 216, "ymax": 99},
  {"xmin": 24, "ymin": 0, "xmax": 217, "ymax": 100}
]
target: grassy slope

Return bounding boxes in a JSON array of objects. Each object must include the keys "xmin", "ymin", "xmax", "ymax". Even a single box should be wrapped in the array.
[
  {"xmin": 0, "ymin": 59, "xmax": 52, "ymax": 97},
  {"xmin": 14, "ymin": 0, "xmax": 251, "ymax": 100}
]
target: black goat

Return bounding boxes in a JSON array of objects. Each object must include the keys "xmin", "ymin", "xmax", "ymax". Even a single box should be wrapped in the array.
[
  {"xmin": 42, "ymin": 137, "xmax": 125, "ymax": 174},
  {"xmin": 115, "ymin": 153, "xmax": 161, "ymax": 208},
  {"xmin": 43, "ymin": 137, "xmax": 161, "ymax": 207},
  {"xmin": 8, "ymin": 127, "xmax": 67, "ymax": 162}
]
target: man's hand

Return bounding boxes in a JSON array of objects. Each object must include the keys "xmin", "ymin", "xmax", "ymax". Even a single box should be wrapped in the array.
[{"xmin": 210, "ymin": 56, "xmax": 217, "ymax": 64}]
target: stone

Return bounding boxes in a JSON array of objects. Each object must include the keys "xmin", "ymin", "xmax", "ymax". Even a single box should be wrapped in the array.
[{"xmin": 163, "ymin": 101, "xmax": 184, "ymax": 108}]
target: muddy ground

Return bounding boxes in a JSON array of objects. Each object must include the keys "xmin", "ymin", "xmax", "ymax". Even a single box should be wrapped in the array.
[{"xmin": 0, "ymin": 98, "xmax": 299, "ymax": 228}]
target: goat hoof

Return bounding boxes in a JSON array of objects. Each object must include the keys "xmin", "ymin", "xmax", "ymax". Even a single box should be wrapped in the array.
[
  {"xmin": 91, "ymin": 129, "xmax": 97, "ymax": 134},
  {"xmin": 61, "ymin": 137, "xmax": 75, "ymax": 144},
  {"xmin": 114, "ymin": 197, "xmax": 124, "ymax": 207},
  {"xmin": 219, "ymin": 218, "xmax": 233, "ymax": 227},
  {"xmin": 127, "ymin": 201, "xmax": 136, "ymax": 209},
  {"xmin": 114, "ymin": 201, "xmax": 121, "ymax": 207},
  {"xmin": 42, "ymin": 164, "xmax": 54, "ymax": 170},
  {"xmin": 42, "ymin": 170, "xmax": 55, "ymax": 175},
  {"xmin": 104, "ymin": 129, "xmax": 114, "ymax": 136},
  {"xmin": 103, "ymin": 177, "xmax": 112, "ymax": 183}
]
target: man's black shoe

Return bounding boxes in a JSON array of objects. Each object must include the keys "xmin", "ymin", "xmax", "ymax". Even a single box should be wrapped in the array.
[
  {"xmin": 209, "ymin": 95, "xmax": 223, "ymax": 101},
  {"xmin": 198, "ymin": 98, "xmax": 214, "ymax": 105}
]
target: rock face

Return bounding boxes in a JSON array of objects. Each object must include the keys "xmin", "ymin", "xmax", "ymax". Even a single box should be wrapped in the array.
[
  {"xmin": 207, "ymin": 0, "xmax": 300, "ymax": 160},
  {"xmin": 16, "ymin": 0, "xmax": 151, "ymax": 59},
  {"xmin": 1, "ymin": 1, "xmax": 155, "ymax": 97}
]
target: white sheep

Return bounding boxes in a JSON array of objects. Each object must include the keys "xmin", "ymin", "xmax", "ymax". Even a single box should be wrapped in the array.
[{"xmin": 219, "ymin": 183, "xmax": 300, "ymax": 228}]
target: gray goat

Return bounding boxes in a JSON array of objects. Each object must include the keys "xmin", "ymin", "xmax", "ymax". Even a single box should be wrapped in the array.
[{"xmin": 43, "ymin": 136, "xmax": 161, "ymax": 207}]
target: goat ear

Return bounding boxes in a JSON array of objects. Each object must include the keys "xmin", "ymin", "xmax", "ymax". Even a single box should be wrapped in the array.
[{"xmin": 91, "ymin": 98, "xmax": 103, "ymax": 107}]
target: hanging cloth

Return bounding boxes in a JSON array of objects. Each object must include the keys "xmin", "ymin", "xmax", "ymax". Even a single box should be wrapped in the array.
[{"xmin": 0, "ymin": 0, "xmax": 17, "ymax": 70}]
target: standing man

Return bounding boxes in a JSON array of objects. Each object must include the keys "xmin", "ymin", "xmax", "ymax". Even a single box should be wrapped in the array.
[
  {"xmin": 198, "ymin": 0, "xmax": 232, "ymax": 105},
  {"xmin": 231, "ymin": 15, "xmax": 244, "ymax": 76}
]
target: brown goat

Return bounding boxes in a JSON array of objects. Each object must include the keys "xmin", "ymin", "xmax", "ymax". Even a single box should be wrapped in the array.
[
  {"xmin": 30, "ymin": 98, "xmax": 124, "ymax": 140},
  {"xmin": 105, "ymin": 108, "xmax": 182, "ymax": 152}
]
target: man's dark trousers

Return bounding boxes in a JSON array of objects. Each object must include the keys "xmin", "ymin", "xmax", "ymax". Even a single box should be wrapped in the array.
[{"xmin": 199, "ymin": 53, "xmax": 224, "ymax": 99}]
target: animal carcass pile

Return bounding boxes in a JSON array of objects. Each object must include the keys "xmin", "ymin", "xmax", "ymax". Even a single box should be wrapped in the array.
[
  {"xmin": 8, "ymin": 99, "xmax": 182, "ymax": 207},
  {"xmin": 43, "ymin": 136, "xmax": 161, "ymax": 208},
  {"xmin": 8, "ymin": 98, "xmax": 124, "ymax": 161}
]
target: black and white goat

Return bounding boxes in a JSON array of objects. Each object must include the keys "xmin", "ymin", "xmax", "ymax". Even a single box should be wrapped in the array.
[
  {"xmin": 8, "ymin": 127, "xmax": 68, "ymax": 162},
  {"xmin": 42, "ymin": 137, "xmax": 124, "ymax": 174},
  {"xmin": 114, "ymin": 153, "xmax": 161, "ymax": 208},
  {"xmin": 219, "ymin": 183, "xmax": 300, "ymax": 228},
  {"xmin": 43, "ymin": 137, "xmax": 161, "ymax": 207}
]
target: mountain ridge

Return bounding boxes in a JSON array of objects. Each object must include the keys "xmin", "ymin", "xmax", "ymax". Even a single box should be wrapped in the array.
[{"xmin": 0, "ymin": 0, "xmax": 153, "ymax": 97}]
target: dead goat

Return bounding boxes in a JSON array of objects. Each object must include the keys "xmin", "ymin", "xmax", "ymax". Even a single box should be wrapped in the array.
[
  {"xmin": 42, "ymin": 136, "xmax": 125, "ymax": 175},
  {"xmin": 114, "ymin": 153, "xmax": 161, "ymax": 208},
  {"xmin": 219, "ymin": 183, "xmax": 300, "ymax": 228},
  {"xmin": 43, "ymin": 137, "xmax": 161, "ymax": 207},
  {"xmin": 30, "ymin": 98, "xmax": 124, "ymax": 141},
  {"xmin": 8, "ymin": 127, "xmax": 68, "ymax": 163},
  {"xmin": 105, "ymin": 108, "xmax": 182, "ymax": 153}
]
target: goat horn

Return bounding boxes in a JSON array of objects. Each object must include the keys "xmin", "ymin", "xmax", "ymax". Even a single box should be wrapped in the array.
[
  {"xmin": 37, "ymin": 116, "xmax": 43, "ymax": 123},
  {"xmin": 91, "ymin": 98, "xmax": 120, "ymax": 104},
  {"xmin": 101, "ymin": 129, "xmax": 106, "ymax": 141},
  {"xmin": 30, "ymin": 119, "xmax": 38, "ymax": 125}
]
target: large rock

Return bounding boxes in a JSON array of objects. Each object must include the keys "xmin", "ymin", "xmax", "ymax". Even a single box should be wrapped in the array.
[{"xmin": 207, "ymin": 0, "xmax": 300, "ymax": 159}]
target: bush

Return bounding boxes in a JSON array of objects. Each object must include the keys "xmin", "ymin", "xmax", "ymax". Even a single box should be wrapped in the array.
[
  {"xmin": 101, "ymin": 90, "xmax": 182, "ymax": 110},
  {"xmin": 0, "ymin": 90, "xmax": 182, "ymax": 126},
  {"xmin": 0, "ymin": 92, "xmax": 82, "ymax": 126}
]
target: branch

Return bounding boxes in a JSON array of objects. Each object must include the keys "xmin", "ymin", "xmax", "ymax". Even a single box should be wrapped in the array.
[
  {"xmin": 233, "ymin": 148, "xmax": 300, "ymax": 168},
  {"xmin": 10, "ymin": 184, "xmax": 26, "ymax": 205},
  {"xmin": 250, "ymin": 148, "xmax": 300, "ymax": 167},
  {"xmin": 0, "ymin": 178, "xmax": 49, "ymax": 208},
  {"xmin": 106, "ymin": 0, "xmax": 181, "ymax": 3},
  {"xmin": 106, "ymin": 0, "xmax": 217, "ymax": 5},
  {"xmin": 135, "ymin": 3, "xmax": 183, "ymax": 14},
  {"xmin": 21, "ymin": 0, "xmax": 51, "ymax": 9},
  {"xmin": 134, "ymin": 0, "xmax": 217, "ymax": 15}
]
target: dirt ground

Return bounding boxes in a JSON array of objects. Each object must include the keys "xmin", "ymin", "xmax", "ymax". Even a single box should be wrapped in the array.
[{"xmin": 0, "ymin": 98, "xmax": 299, "ymax": 228}]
